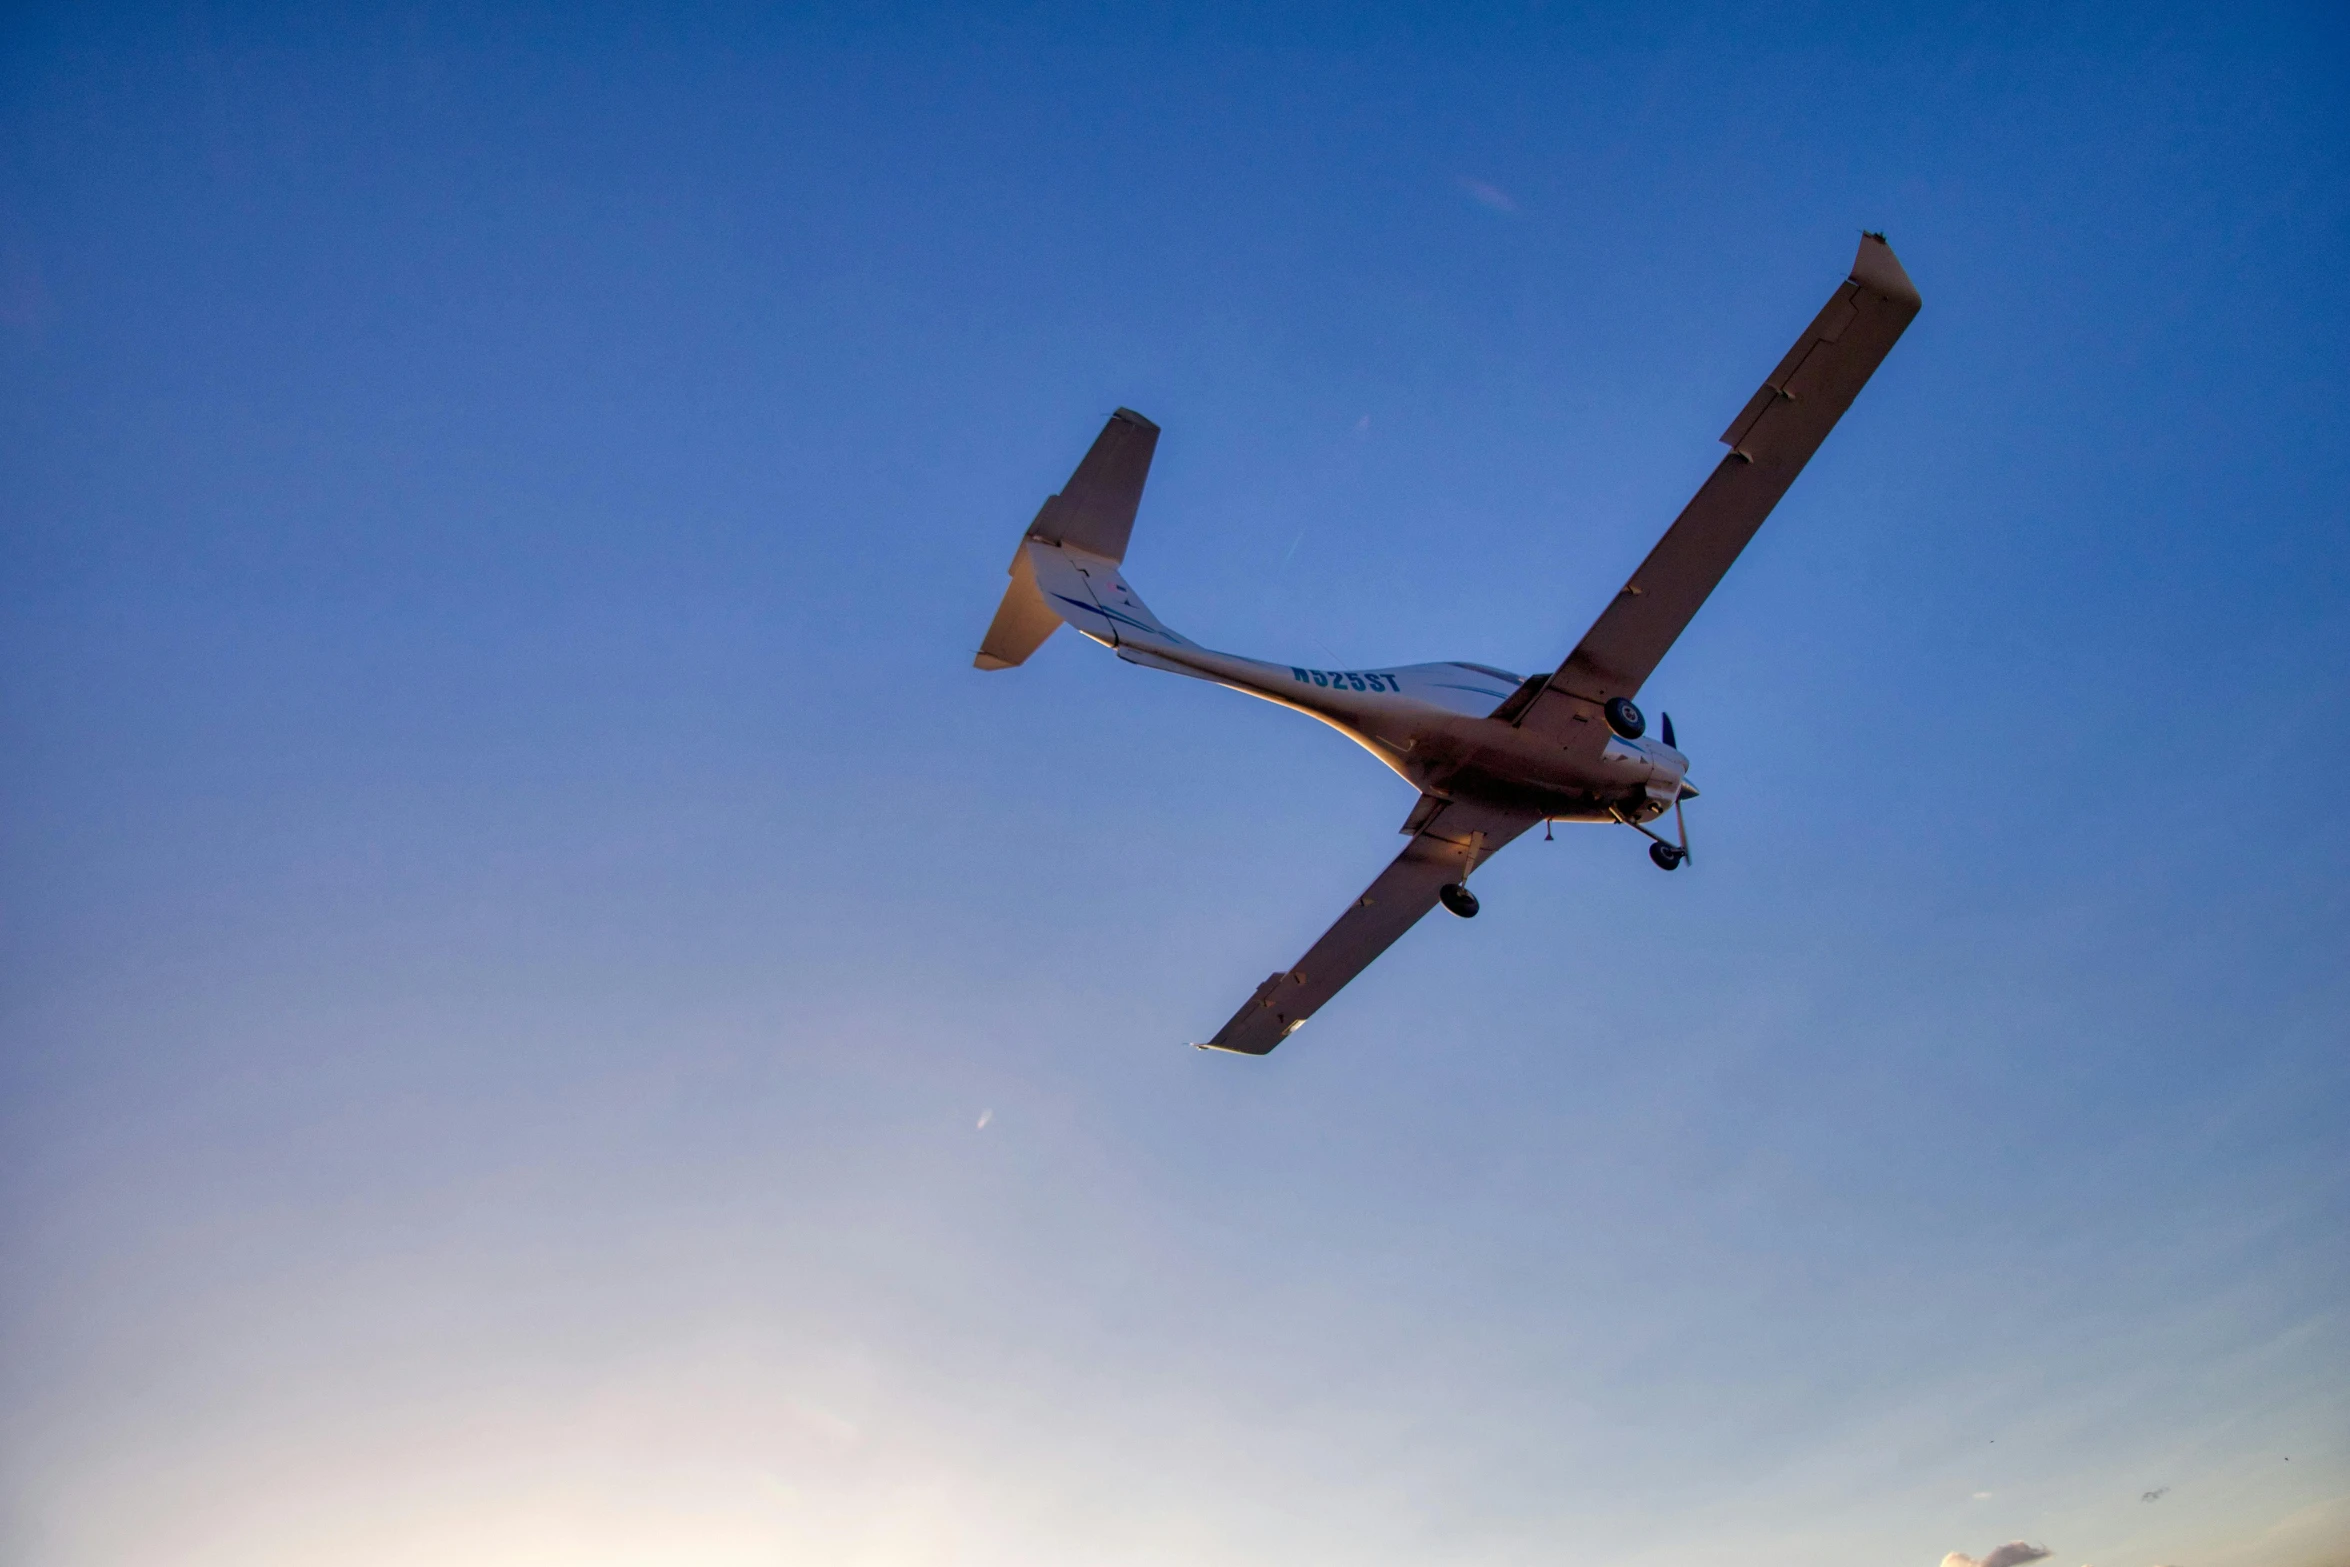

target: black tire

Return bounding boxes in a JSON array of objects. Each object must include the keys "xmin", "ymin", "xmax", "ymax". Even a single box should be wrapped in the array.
[
  {"xmin": 1439, "ymin": 882, "xmax": 1481, "ymax": 918},
  {"xmin": 1649, "ymin": 842, "xmax": 1684, "ymax": 871},
  {"xmin": 1604, "ymin": 696, "xmax": 1646, "ymax": 739}
]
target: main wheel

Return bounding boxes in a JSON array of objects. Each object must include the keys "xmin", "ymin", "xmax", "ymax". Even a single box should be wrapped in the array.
[
  {"xmin": 1604, "ymin": 696, "xmax": 1646, "ymax": 739},
  {"xmin": 1649, "ymin": 842, "xmax": 1684, "ymax": 871},
  {"xmin": 1438, "ymin": 882, "xmax": 1481, "ymax": 918}
]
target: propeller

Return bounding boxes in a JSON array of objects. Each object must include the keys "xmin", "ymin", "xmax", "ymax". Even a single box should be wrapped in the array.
[{"xmin": 1664, "ymin": 712, "xmax": 1691, "ymax": 865}]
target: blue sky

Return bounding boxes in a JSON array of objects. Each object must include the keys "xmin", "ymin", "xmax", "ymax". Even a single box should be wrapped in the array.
[{"xmin": 2, "ymin": 5, "xmax": 2345, "ymax": 1565}]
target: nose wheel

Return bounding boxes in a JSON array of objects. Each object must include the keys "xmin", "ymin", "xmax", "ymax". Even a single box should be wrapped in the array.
[{"xmin": 1612, "ymin": 800, "xmax": 1693, "ymax": 872}]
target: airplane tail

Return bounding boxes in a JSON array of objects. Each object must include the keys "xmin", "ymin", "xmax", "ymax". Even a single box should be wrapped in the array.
[{"xmin": 976, "ymin": 408, "xmax": 1183, "ymax": 669}]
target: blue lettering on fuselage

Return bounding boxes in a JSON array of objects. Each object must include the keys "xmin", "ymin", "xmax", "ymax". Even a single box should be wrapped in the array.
[{"xmin": 1292, "ymin": 667, "xmax": 1400, "ymax": 693}]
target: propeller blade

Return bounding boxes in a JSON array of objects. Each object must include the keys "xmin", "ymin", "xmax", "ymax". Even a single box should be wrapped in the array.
[{"xmin": 1660, "ymin": 711, "xmax": 1676, "ymax": 748}]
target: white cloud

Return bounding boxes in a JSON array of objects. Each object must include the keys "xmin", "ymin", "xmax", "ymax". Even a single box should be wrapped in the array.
[{"xmin": 1942, "ymin": 1543, "xmax": 2051, "ymax": 1567}]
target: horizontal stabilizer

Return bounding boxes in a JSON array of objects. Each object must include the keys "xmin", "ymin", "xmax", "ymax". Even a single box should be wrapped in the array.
[
  {"xmin": 1029, "ymin": 408, "xmax": 1159, "ymax": 565},
  {"xmin": 973, "ymin": 535, "xmax": 1062, "ymax": 669}
]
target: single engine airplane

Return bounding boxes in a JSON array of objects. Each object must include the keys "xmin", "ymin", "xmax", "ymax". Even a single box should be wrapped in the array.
[{"xmin": 975, "ymin": 234, "xmax": 1920, "ymax": 1054}]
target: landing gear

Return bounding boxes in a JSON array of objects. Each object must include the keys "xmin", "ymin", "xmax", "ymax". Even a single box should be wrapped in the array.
[
  {"xmin": 1603, "ymin": 696, "xmax": 1646, "ymax": 739},
  {"xmin": 1441, "ymin": 830, "xmax": 1489, "ymax": 918},
  {"xmin": 1612, "ymin": 800, "xmax": 1692, "ymax": 872}
]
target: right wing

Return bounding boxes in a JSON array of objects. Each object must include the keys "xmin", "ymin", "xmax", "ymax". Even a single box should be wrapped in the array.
[
  {"xmin": 1200, "ymin": 798, "xmax": 1542, "ymax": 1055},
  {"xmin": 1499, "ymin": 234, "xmax": 1921, "ymax": 740}
]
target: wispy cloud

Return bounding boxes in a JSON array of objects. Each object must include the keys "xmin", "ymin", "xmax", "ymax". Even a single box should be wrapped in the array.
[
  {"xmin": 1457, "ymin": 176, "xmax": 1518, "ymax": 213},
  {"xmin": 1942, "ymin": 1543, "xmax": 2051, "ymax": 1567}
]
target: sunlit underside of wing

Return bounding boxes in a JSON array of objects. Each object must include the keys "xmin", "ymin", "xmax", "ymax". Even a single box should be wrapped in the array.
[{"xmin": 1200, "ymin": 799, "xmax": 1542, "ymax": 1055}]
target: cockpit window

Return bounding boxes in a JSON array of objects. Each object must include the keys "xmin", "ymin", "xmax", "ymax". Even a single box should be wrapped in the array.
[{"xmin": 1448, "ymin": 662, "xmax": 1524, "ymax": 683}]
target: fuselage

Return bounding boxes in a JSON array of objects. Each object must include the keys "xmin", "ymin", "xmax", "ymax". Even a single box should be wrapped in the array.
[
  {"xmin": 1115, "ymin": 640, "xmax": 1690, "ymax": 824},
  {"xmin": 1025, "ymin": 535, "xmax": 1689, "ymax": 822}
]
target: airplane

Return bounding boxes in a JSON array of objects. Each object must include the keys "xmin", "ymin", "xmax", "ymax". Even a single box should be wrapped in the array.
[{"xmin": 975, "ymin": 234, "xmax": 1921, "ymax": 1055}]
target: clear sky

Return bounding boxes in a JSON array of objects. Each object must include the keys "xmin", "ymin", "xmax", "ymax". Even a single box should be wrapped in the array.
[{"xmin": 3, "ymin": 5, "xmax": 2345, "ymax": 1565}]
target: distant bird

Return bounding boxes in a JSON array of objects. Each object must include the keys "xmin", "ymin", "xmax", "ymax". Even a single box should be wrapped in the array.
[{"xmin": 2142, "ymin": 1486, "xmax": 2169, "ymax": 1502}]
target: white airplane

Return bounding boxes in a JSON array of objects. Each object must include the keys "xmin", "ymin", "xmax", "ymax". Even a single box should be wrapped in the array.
[{"xmin": 976, "ymin": 234, "xmax": 1921, "ymax": 1054}]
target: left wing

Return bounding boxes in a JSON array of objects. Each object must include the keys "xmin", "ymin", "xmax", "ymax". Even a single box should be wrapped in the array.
[{"xmin": 1200, "ymin": 798, "xmax": 1542, "ymax": 1055}]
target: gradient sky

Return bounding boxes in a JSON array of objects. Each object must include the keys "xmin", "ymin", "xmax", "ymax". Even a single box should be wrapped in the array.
[{"xmin": 3, "ymin": 5, "xmax": 2346, "ymax": 1566}]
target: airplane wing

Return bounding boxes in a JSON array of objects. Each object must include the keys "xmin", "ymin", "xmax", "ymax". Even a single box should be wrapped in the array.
[
  {"xmin": 1200, "ymin": 797, "xmax": 1543, "ymax": 1055},
  {"xmin": 1497, "ymin": 234, "xmax": 1921, "ymax": 740}
]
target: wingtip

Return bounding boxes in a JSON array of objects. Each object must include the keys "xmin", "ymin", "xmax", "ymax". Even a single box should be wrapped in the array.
[
  {"xmin": 1110, "ymin": 407, "xmax": 1160, "ymax": 432},
  {"xmin": 1852, "ymin": 231, "xmax": 1921, "ymax": 310}
]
